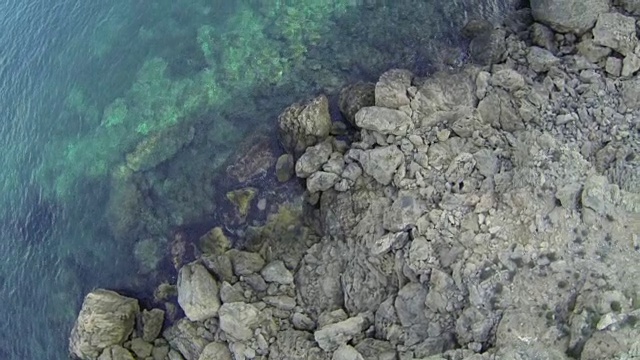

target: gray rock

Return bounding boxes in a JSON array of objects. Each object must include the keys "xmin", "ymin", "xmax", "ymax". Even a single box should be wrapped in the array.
[
  {"xmin": 473, "ymin": 149, "xmax": 499, "ymax": 177},
  {"xmin": 218, "ymin": 302, "xmax": 260, "ymax": 341},
  {"xmin": 606, "ymin": 57, "xmax": 623, "ymax": 77},
  {"xmin": 341, "ymin": 253, "xmax": 395, "ymax": 315},
  {"xmin": 527, "ymin": 46, "xmax": 560, "ymax": 73},
  {"xmin": 243, "ymin": 273, "xmax": 268, "ymax": 292},
  {"xmin": 278, "ymin": 95, "xmax": 332, "ymax": 155},
  {"xmin": 228, "ymin": 250, "xmax": 265, "ymax": 276},
  {"xmin": 491, "ymin": 69, "xmax": 525, "ymax": 92},
  {"xmin": 593, "ymin": 12, "xmax": 638, "ymax": 56},
  {"xmin": 141, "ymin": 308, "xmax": 165, "ymax": 342},
  {"xmin": 341, "ymin": 162, "xmax": 363, "ymax": 182},
  {"xmin": 152, "ymin": 345, "xmax": 170, "ymax": 360},
  {"xmin": 275, "ymin": 153, "xmax": 295, "ymax": 182},
  {"xmin": 375, "ymin": 69, "xmax": 412, "ymax": 109},
  {"xmin": 456, "ymin": 307, "xmax": 499, "ymax": 346},
  {"xmin": 296, "ymin": 141, "xmax": 333, "ymax": 178},
  {"xmin": 97, "ymin": 345, "xmax": 135, "ymax": 360},
  {"xmin": 307, "ymin": 171, "xmax": 340, "ymax": 193},
  {"xmin": 200, "ymin": 253, "xmax": 235, "ymax": 284},
  {"xmin": 622, "ymin": 53, "xmax": 640, "ymax": 77},
  {"xmin": 477, "ymin": 89, "xmax": 524, "ymax": 132},
  {"xmin": 358, "ymin": 146, "xmax": 405, "ymax": 185},
  {"xmin": 577, "ymin": 39, "xmax": 612, "ymax": 63},
  {"xmin": 219, "ymin": 281, "xmax": 245, "ymax": 304},
  {"xmin": 263, "ymin": 295, "xmax": 297, "ymax": 311},
  {"xmin": 371, "ymin": 232, "xmax": 409, "ymax": 255},
  {"xmin": 269, "ymin": 330, "xmax": 326, "ymax": 360},
  {"xmin": 69, "ymin": 289, "xmax": 140, "ymax": 360},
  {"xmin": 620, "ymin": 0, "xmax": 640, "ymax": 14},
  {"xmin": 323, "ymin": 153, "xmax": 346, "ymax": 175},
  {"xmin": 383, "ymin": 191, "xmax": 427, "ymax": 232},
  {"xmin": 530, "ymin": 0, "xmax": 609, "ymax": 34},
  {"xmin": 469, "ymin": 28, "xmax": 508, "ymax": 66},
  {"xmin": 260, "ymin": 260, "xmax": 294, "ymax": 285},
  {"xmin": 339, "ymin": 82, "xmax": 375, "ymax": 126},
  {"xmin": 198, "ymin": 342, "xmax": 232, "ymax": 360},
  {"xmin": 394, "ymin": 283, "xmax": 428, "ymax": 327},
  {"xmin": 354, "ymin": 106, "xmax": 413, "ymax": 136},
  {"xmin": 163, "ymin": 319, "xmax": 211, "ymax": 360},
  {"xmin": 314, "ymin": 315, "xmax": 368, "ymax": 352},
  {"xmin": 129, "ymin": 338, "xmax": 153, "ymax": 358},
  {"xmin": 292, "ymin": 312, "xmax": 316, "ymax": 331},
  {"xmin": 531, "ymin": 22, "xmax": 557, "ymax": 53},
  {"xmin": 168, "ymin": 349, "xmax": 185, "ymax": 360},
  {"xmin": 621, "ymin": 78, "xmax": 640, "ymax": 110},
  {"xmin": 177, "ymin": 262, "xmax": 221, "ymax": 322},
  {"xmin": 332, "ymin": 344, "xmax": 365, "ymax": 360}
]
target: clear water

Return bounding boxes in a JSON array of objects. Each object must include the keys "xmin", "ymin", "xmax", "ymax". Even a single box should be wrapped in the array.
[{"xmin": 0, "ymin": 1, "xmax": 518, "ymax": 358}]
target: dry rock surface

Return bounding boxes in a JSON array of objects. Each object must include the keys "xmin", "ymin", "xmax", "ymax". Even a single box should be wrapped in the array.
[{"xmin": 70, "ymin": 2, "xmax": 640, "ymax": 359}]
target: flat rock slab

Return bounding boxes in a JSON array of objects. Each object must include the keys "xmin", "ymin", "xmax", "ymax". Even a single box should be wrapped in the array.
[{"xmin": 355, "ymin": 106, "xmax": 413, "ymax": 136}]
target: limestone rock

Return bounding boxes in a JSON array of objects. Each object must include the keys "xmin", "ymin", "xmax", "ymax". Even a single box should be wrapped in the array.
[
  {"xmin": 163, "ymin": 319, "xmax": 211, "ymax": 360},
  {"xmin": 177, "ymin": 262, "xmax": 220, "ymax": 322},
  {"xmin": 228, "ymin": 249, "xmax": 265, "ymax": 276},
  {"xmin": 354, "ymin": 106, "xmax": 413, "ymax": 136},
  {"xmin": 339, "ymin": 82, "xmax": 375, "ymax": 126},
  {"xmin": 375, "ymin": 69, "xmax": 412, "ymax": 109},
  {"xmin": 332, "ymin": 344, "xmax": 365, "ymax": 360},
  {"xmin": 201, "ymin": 253, "xmax": 235, "ymax": 284},
  {"xmin": 527, "ymin": 46, "xmax": 560, "ymax": 73},
  {"xmin": 593, "ymin": 12, "xmax": 638, "ymax": 56},
  {"xmin": 307, "ymin": 171, "xmax": 340, "ymax": 193},
  {"xmin": 577, "ymin": 39, "xmax": 612, "ymax": 64},
  {"xmin": 141, "ymin": 308, "xmax": 165, "ymax": 342},
  {"xmin": 69, "ymin": 289, "xmax": 140, "ymax": 360},
  {"xmin": 491, "ymin": 69, "xmax": 525, "ymax": 92},
  {"xmin": 198, "ymin": 342, "xmax": 232, "ymax": 360},
  {"xmin": 477, "ymin": 89, "xmax": 524, "ymax": 131},
  {"xmin": 296, "ymin": 141, "xmax": 333, "ymax": 178},
  {"xmin": 129, "ymin": 338, "xmax": 153, "ymax": 358},
  {"xmin": 218, "ymin": 302, "xmax": 260, "ymax": 341},
  {"xmin": 383, "ymin": 191, "xmax": 427, "ymax": 232},
  {"xmin": 97, "ymin": 345, "xmax": 135, "ymax": 360},
  {"xmin": 357, "ymin": 146, "xmax": 405, "ymax": 186},
  {"xmin": 260, "ymin": 260, "xmax": 294, "ymax": 285},
  {"xmin": 530, "ymin": 0, "xmax": 609, "ymax": 34},
  {"xmin": 620, "ymin": 0, "xmax": 640, "ymax": 14},
  {"xmin": 278, "ymin": 95, "xmax": 332, "ymax": 155},
  {"xmin": 269, "ymin": 330, "xmax": 325, "ymax": 360},
  {"xmin": 314, "ymin": 315, "xmax": 368, "ymax": 352}
]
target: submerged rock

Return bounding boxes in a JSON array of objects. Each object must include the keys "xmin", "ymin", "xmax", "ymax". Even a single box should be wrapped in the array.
[
  {"xmin": 278, "ymin": 95, "xmax": 332, "ymax": 156},
  {"xmin": 530, "ymin": 0, "xmax": 609, "ymax": 34}
]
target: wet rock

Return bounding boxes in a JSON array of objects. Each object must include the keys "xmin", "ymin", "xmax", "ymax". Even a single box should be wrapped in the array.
[
  {"xmin": 593, "ymin": 12, "xmax": 638, "ymax": 56},
  {"xmin": 296, "ymin": 141, "xmax": 333, "ymax": 178},
  {"xmin": 177, "ymin": 262, "xmax": 220, "ymax": 322},
  {"xmin": 314, "ymin": 315, "xmax": 368, "ymax": 352},
  {"xmin": 307, "ymin": 171, "xmax": 340, "ymax": 193},
  {"xmin": 218, "ymin": 302, "xmax": 260, "ymax": 341},
  {"xmin": 530, "ymin": 0, "xmax": 609, "ymax": 34},
  {"xmin": 354, "ymin": 106, "xmax": 413, "ymax": 136},
  {"xmin": 375, "ymin": 69, "xmax": 412, "ymax": 109},
  {"xmin": 260, "ymin": 260, "xmax": 294, "ymax": 285},
  {"xmin": 198, "ymin": 342, "xmax": 232, "ymax": 360},
  {"xmin": 225, "ymin": 187, "xmax": 257, "ymax": 222},
  {"xmin": 141, "ymin": 308, "xmax": 165, "ymax": 342},
  {"xmin": 226, "ymin": 133, "xmax": 277, "ymax": 184},
  {"xmin": 69, "ymin": 289, "xmax": 140, "ymax": 360},
  {"xmin": 357, "ymin": 146, "xmax": 405, "ymax": 186},
  {"xmin": 278, "ymin": 95, "xmax": 332, "ymax": 155},
  {"xmin": 275, "ymin": 153, "xmax": 295, "ymax": 182},
  {"xmin": 339, "ymin": 82, "xmax": 375, "ymax": 126},
  {"xmin": 163, "ymin": 319, "xmax": 211, "ymax": 360},
  {"xmin": 198, "ymin": 226, "xmax": 231, "ymax": 255},
  {"xmin": 469, "ymin": 27, "xmax": 508, "ymax": 66},
  {"xmin": 126, "ymin": 125, "xmax": 195, "ymax": 172}
]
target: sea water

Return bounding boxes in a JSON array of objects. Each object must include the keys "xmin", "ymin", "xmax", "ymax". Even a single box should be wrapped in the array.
[{"xmin": 0, "ymin": 1, "xmax": 519, "ymax": 358}]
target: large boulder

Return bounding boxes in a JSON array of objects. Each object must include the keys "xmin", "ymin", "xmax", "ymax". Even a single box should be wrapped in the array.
[
  {"xmin": 278, "ymin": 95, "xmax": 332, "ymax": 156},
  {"xmin": 69, "ymin": 289, "xmax": 140, "ymax": 360},
  {"xmin": 339, "ymin": 82, "xmax": 375, "ymax": 126},
  {"xmin": 354, "ymin": 106, "xmax": 413, "ymax": 136},
  {"xmin": 530, "ymin": 0, "xmax": 609, "ymax": 34},
  {"xmin": 177, "ymin": 262, "xmax": 221, "ymax": 322}
]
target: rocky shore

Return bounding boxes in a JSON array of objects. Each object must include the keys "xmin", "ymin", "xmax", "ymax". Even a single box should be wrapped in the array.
[{"xmin": 68, "ymin": 1, "xmax": 640, "ymax": 359}]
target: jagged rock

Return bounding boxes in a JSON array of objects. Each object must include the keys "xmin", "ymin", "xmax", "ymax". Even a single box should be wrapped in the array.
[
  {"xmin": 97, "ymin": 345, "xmax": 135, "ymax": 360},
  {"xmin": 141, "ymin": 309, "xmax": 165, "ymax": 342},
  {"xmin": 269, "ymin": 330, "xmax": 326, "ymax": 360},
  {"xmin": 218, "ymin": 302, "xmax": 260, "ymax": 341},
  {"xmin": 163, "ymin": 319, "xmax": 212, "ymax": 360},
  {"xmin": 278, "ymin": 95, "xmax": 332, "ymax": 155},
  {"xmin": 620, "ymin": 0, "xmax": 640, "ymax": 14},
  {"xmin": 69, "ymin": 289, "xmax": 140, "ymax": 360},
  {"xmin": 394, "ymin": 283, "xmax": 428, "ymax": 328},
  {"xmin": 228, "ymin": 249, "xmax": 265, "ymax": 276},
  {"xmin": 371, "ymin": 231, "xmax": 409, "ymax": 255},
  {"xmin": 576, "ymin": 39, "xmax": 611, "ymax": 64},
  {"xmin": 527, "ymin": 46, "xmax": 560, "ymax": 73},
  {"xmin": 314, "ymin": 315, "xmax": 368, "ymax": 352},
  {"xmin": 261, "ymin": 260, "xmax": 294, "ymax": 285},
  {"xmin": 375, "ymin": 69, "xmax": 412, "ymax": 109},
  {"xmin": 491, "ymin": 69, "xmax": 525, "ymax": 92},
  {"xmin": 177, "ymin": 262, "xmax": 220, "ymax": 322},
  {"xmin": 296, "ymin": 141, "xmax": 333, "ymax": 178},
  {"xmin": 477, "ymin": 89, "xmax": 524, "ymax": 131},
  {"xmin": 201, "ymin": 253, "xmax": 235, "ymax": 284},
  {"xmin": 219, "ymin": 281, "xmax": 245, "ymax": 303},
  {"xmin": 356, "ymin": 146, "xmax": 404, "ymax": 186},
  {"xmin": 593, "ymin": 12, "xmax": 638, "ymax": 56},
  {"xmin": 152, "ymin": 345, "xmax": 170, "ymax": 360},
  {"xmin": 354, "ymin": 106, "xmax": 413, "ymax": 136},
  {"xmin": 621, "ymin": 78, "xmax": 640, "ymax": 110},
  {"xmin": 339, "ymin": 82, "xmax": 375, "ymax": 126},
  {"xmin": 307, "ymin": 171, "xmax": 340, "ymax": 193},
  {"xmin": 264, "ymin": 295, "xmax": 297, "ymax": 311},
  {"xmin": 470, "ymin": 27, "xmax": 508, "ymax": 66},
  {"xmin": 198, "ymin": 342, "xmax": 232, "ymax": 360},
  {"xmin": 354, "ymin": 338, "xmax": 396, "ymax": 360},
  {"xmin": 531, "ymin": 22, "xmax": 557, "ymax": 53},
  {"xmin": 530, "ymin": 0, "xmax": 609, "ymax": 34},
  {"xmin": 129, "ymin": 338, "xmax": 153, "ymax": 358},
  {"xmin": 342, "ymin": 252, "xmax": 395, "ymax": 315},
  {"xmin": 382, "ymin": 191, "xmax": 426, "ymax": 232},
  {"xmin": 292, "ymin": 312, "xmax": 316, "ymax": 331},
  {"xmin": 332, "ymin": 344, "xmax": 365, "ymax": 360}
]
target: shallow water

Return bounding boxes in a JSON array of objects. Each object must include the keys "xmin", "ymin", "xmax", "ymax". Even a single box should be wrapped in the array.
[{"xmin": 0, "ymin": 1, "xmax": 520, "ymax": 358}]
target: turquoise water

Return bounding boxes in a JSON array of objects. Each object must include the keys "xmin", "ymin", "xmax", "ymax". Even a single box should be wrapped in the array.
[{"xmin": 0, "ymin": 1, "xmax": 518, "ymax": 358}]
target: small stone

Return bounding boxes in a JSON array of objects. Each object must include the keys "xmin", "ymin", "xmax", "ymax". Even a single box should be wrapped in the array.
[
  {"xmin": 576, "ymin": 39, "xmax": 611, "ymax": 63},
  {"xmin": 198, "ymin": 342, "xmax": 232, "ymax": 360},
  {"xmin": 129, "ymin": 338, "xmax": 153, "ymax": 359},
  {"xmin": 314, "ymin": 315, "xmax": 368, "ymax": 352},
  {"xmin": 307, "ymin": 171, "xmax": 340, "ymax": 193},
  {"xmin": 358, "ymin": 146, "xmax": 405, "ymax": 185},
  {"xmin": 491, "ymin": 69, "xmax": 525, "ymax": 92},
  {"xmin": 152, "ymin": 345, "xmax": 169, "ymax": 360},
  {"xmin": 260, "ymin": 260, "xmax": 294, "ymax": 285},
  {"xmin": 527, "ymin": 46, "xmax": 560, "ymax": 73},
  {"xmin": 530, "ymin": 0, "xmax": 609, "ymax": 34},
  {"xmin": 605, "ymin": 57, "xmax": 622, "ymax": 77},
  {"xmin": 332, "ymin": 344, "xmax": 365, "ymax": 360},
  {"xmin": 141, "ymin": 309, "xmax": 165, "ymax": 342},
  {"xmin": 622, "ymin": 53, "xmax": 640, "ymax": 77},
  {"xmin": 292, "ymin": 313, "xmax": 316, "ymax": 331},
  {"xmin": 275, "ymin": 154, "xmax": 294, "ymax": 182},
  {"xmin": 263, "ymin": 295, "xmax": 296, "ymax": 311},
  {"xmin": 295, "ymin": 141, "xmax": 333, "ymax": 178},
  {"xmin": 243, "ymin": 273, "xmax": 268, "ymax": 292}
]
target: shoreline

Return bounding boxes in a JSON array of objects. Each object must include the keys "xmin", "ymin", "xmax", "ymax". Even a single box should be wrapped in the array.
[{"xmin": 69, "ymin": 1, "xmax": 640, "ymax": 359}]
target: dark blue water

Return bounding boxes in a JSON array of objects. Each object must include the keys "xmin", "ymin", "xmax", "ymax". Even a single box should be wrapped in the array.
[{"xmin": 0, "ymin": 1, "xmax": 519, "ymax": 358}]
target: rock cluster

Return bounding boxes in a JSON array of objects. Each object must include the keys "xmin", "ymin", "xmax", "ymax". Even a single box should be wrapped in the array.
[{"xmin": 70, "ymin": 1, "xmax": 640, "ymax": 359}]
